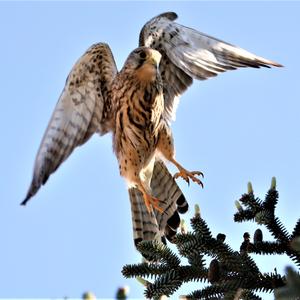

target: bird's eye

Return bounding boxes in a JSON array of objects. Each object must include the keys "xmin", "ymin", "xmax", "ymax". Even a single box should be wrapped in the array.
[{"xmin": 139, "ymin": 51, "xmax": 147, "ymax": 59}]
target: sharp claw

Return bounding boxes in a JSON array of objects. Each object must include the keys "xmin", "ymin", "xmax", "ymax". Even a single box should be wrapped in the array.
[
  {"xmin": 197, "ymin": 172, "xmax": 204, "ymax": 178},
  {"xmin": 173, "ymin": 169, "xmax": 204, "ymax": 188},
  {"xmin": 192, "ymin": 171, "xmax": 204, "ymax": 178}
]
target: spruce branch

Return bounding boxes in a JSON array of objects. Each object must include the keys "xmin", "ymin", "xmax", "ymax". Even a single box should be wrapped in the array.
[
  {"xmin": 291, "ymin": 219, "xmax": 300, "ymax": 239},
  {"xmin": 237, "ymin": 290, "xmax": 262, "ymax": 300},
  {"xmin": 137, "ymin": 240, "xmax": 180, "ymax": 267},
  {"xmin": 123, "ymin": 179, "xmax": 299, "ymax": 299},
  {"xmin": 145, "ymin": 269, "xmax": 183, "ymax": 299},
  {"xmin": 274, "ymin": 266, "xmax": 300, "ymax": 299},
  {"xmin": 122, "ymin": 263, "xmax": 170, "ymax": 279}
]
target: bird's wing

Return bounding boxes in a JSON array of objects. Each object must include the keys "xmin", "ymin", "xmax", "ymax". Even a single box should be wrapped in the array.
[
  {"xmin": 22, "ymin": 43, "xmax": 117, "ymax": 205},
  {"xmin": 139, "ymin": 12, "xmax": 282, "ymax": 121},
  {"xmin": 129, "ymin": 159, "xmax": 188, "ymax": 245}
]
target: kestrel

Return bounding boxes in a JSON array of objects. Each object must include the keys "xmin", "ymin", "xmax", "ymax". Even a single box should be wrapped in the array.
[{"xmin": 22, "ymin": 12, "xmax": 282, "ymax": 245}]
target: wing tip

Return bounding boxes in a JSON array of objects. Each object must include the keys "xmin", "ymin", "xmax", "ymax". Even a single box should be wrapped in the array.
[
  {"xmin": 270, "ymin": 61, "xmax": 284, "ymax": 68},
  {"xmin": 20, "ymin": 195, "xmax": 31, "ymax": 206},
  {"xmin": 259, "ymin": 58, "xmax": 283, "ymax": 68},
  {"xmin": 21, "ymin": 183, "xmax": 39, "ymax": 206}
]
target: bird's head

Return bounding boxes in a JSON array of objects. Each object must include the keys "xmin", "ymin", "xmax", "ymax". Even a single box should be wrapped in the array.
[{"xmin": 123, "ymin": 47, "xmax": 162, "ymax": 82}]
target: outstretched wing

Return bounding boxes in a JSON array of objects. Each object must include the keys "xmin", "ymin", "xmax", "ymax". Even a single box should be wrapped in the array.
[
  {"xmin": 22, "ymin": 43, "xmax": 117, "ymax": 205},
  {"xmin": 139, "ymin": 12, "xmax": 282, "ymax": 121}
]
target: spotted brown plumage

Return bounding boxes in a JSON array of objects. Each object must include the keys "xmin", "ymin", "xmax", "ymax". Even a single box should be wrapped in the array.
[
  {"xmin": 23, "ymin": 12, "xmax": 282, "ymax": 245},
  {"xmin": 22, "ymin": 43, "xmax": 117, "ymax": 204}
]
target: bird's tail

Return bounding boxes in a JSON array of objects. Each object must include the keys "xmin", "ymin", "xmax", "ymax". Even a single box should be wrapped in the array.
[{"xmin": 128, "ymin": 159, "xmax": 188, "ymax": 246}]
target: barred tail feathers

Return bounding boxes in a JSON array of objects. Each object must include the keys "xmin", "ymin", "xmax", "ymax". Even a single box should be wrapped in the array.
[{"xmin": 129, "ymin": 159, "xmax": 189, "ymax": 246}]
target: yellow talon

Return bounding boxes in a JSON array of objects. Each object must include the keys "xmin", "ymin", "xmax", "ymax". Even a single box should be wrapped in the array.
[
  {"xmin": 142, "ymin": 192, "xmax": 164, "ymax": 214},
  {"xmin": 174, "ymin": 169, "xmax": 204, "ymax": 187}
]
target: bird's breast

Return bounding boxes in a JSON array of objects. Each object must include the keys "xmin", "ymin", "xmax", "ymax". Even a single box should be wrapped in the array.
[
  {"xmin": 113, "ymin": 80, "xmax": 164, "ymax": 156},
  {"xmin": 127, "ymin": 84, "xmax": 163, "ymax": 134}
]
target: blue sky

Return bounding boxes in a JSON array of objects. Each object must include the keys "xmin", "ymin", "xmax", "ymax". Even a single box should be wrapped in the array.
[{"xmin": 0, "ymin": 1, "xmax": 299, "ymax": 299}]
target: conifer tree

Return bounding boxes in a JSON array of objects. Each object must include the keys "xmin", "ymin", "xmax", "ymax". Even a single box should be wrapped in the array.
[{"xmin": 123, "ymin": 178, "xmax": 300, "ymax": 299}]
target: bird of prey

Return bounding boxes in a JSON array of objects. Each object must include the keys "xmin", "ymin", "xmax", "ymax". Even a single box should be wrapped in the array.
[{"xmin": 22, "ymin": 12, "xmax": 282, "ymax": 245}]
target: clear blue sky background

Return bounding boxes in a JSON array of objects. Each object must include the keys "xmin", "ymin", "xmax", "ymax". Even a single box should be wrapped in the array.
[{"xmin": 0, "ymin": 1, "xmax": 299, "ymax": 299}]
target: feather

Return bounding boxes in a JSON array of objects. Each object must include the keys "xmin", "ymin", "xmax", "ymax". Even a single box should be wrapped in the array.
[
  {"xmin": 139, "ymin": 12, "xmax": 282, "ymax": 122},
  {"xmin": 129, "ymin": 159, "xmax": 188, "ymax": 244},
  {"xmin": 22, "ymin": 43, "xmax": 117, "ymax": 205}
]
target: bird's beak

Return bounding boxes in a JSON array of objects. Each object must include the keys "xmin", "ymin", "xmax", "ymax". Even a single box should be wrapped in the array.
[{"xmin": 149, "ymin": 50, "xmax": 161, "ymax": 67}]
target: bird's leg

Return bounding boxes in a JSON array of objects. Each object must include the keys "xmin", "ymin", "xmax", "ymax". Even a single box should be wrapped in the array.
[
  {"xmin": 170, "ymin": 158, "xmax": 204, "ymax": 187},
  {"xmin": 156, "ymin": 124, "xmax": 204, "ymax": 187},
  {"xmin": 136, "ymin": 181, "xmax": 164, "ymax": 214},
  {"xmin": 142, "ymin": 191, "xmax": 164, "ymax": 214}
]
